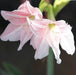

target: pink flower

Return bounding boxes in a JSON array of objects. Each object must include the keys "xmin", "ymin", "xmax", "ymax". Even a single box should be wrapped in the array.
[
  {"xmin": 0, "ymin": 1, "xmax": 42, "ymax": 50},
  {"xmin": 30, "ymin": 19, "xmax": 75, "ymax": 64}
]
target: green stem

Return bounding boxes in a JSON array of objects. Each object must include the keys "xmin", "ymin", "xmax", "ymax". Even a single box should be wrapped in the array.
[
  {"xmin": 47, "ymin": 47, "xmax": 54, "ymax": 75},
  {"xmin": 47, "ymin": 4, "xmax": 55, "ymax": 75},
  {"xmin": 46, "ymin": 4, "xmax": 55, "ymax": 21}
]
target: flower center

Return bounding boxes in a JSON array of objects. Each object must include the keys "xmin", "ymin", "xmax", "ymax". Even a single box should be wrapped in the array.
[
  {"xmin": 48, "ymin": 23, "xmax": 55, "ymax": 30},
  {"xmin": 48, "ymin": 23, "xmax": 60, "ymax": 34},
  {"xmin": 29, "ymin": 15, "xmax": 35, "ymax": 20}
]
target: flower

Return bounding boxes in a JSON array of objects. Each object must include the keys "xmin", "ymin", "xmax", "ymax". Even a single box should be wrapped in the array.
[
  {"xmin": 0, "ymin": 1, "xmax": 42, "ymax": 50},
  {"xmin": 30, "ymin": 19, "xmax": 75, "ymax": 64}
]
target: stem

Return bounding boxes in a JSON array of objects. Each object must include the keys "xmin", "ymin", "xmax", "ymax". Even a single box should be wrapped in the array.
[
  {"xmin": 46, "ymin": 4, "xmax": 55, "ymax": 21},
  {"xmin": 47, "ymin": 47, "xmax": 54, "ymax": 75},
  {"xmin": 47, "ymin": 4, "xmax": 55, "ymax": 75}
]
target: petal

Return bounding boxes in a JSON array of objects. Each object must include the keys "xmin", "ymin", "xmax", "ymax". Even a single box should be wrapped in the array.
[
  {"xmin": 31, "ymin": 36, "xmax": 49, "ymax": 60},
  {"xmin": 18, "ymin": 1, "xmax": 42, "ymax": 19},
  {"xmin": 55, "ymin": 20, "xmax": 66, "ymax": 26},
  {"xmin": 47, "ymin": 32, "xmax": 61, "ymax": 64},
  {"xmin": 18, "ymin": 1, "xmax": 34, "ymax": 14},
  {"xmin": 29, "ymin": 19, "xmax": 50, "ymax": 37},
  {"xmin": 30, "ymin": 35, "xmax": 37, "ymax": 50},
  {"xmin": 60, "ymin": 25, "xmax": 75, "ymax": 55},
  {"xmin": 1, "ymin": 10, "xmax": 27, "ymax": 25},
  {"xmin": 33, "ymin": 8, "xmax": 43, "ymax": 19},
  {"xmin": 30, "ymin": 35, "xmax": 43, "ymax": 50},
  {"xmin": 18, "ymin": 26, "xmax": 33, "ymax": 51},
  {"xmin": 0, "ymin": 23, "xmax": 22, "ymax": 41},
  {"xmin": 18, "ymin": 1, "xmax": 32, "ymax": 13}
]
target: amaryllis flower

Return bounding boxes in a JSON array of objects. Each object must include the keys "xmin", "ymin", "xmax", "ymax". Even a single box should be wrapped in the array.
[
  {"xmin": 0, "ymin": 1, "xmax": 42, "ymax": 50},
  {"xmin": 30, "ymin": 19, "xmax": 75, "ymax": 64}
]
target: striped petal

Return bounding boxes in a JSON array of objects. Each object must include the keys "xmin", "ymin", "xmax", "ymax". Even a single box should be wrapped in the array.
[
  {"xmin": 0, "ymin": 23, "xmax": 22, "ymax": 41},
  {"xmin": 31, "ymin": 35, "xmax": 49, "ymax": 60},
  {"xmin": 18, "ymin": 26, "xmax": 33, "ymax": 51},
  {"xmin": 30, "ymin": 19, "xmax": 50, "ymax": 37},
  {"xmin": 60, "ymin": 25, "xmax": 75, "ymax": 55},
  {"xmin": 1, "ymin": 10, "xmax": 27, "ymax": 25},
  {"xmin": 18, "ymin": 1, "xmax": 42, "ymax": 19},
  {"xmin": 47, "ymin": 32, "xmax": 61, "ymax": 64}
]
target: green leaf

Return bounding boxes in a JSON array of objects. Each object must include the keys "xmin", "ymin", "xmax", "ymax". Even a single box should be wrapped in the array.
[
  {"xmin": 0, "ymin": 68, "xmax": 8, "ymax": 75},
  {"xmin": 2, "ymin": 62, "xmax": 23, "ymax": 75},
  {"xmin": 53, "ymin": 0, "xmax": 70, "ymax": 16}
]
